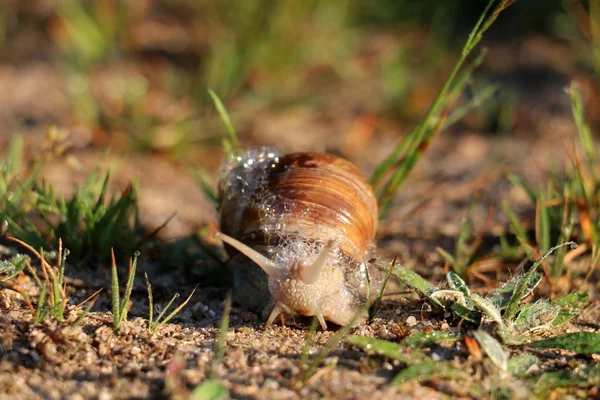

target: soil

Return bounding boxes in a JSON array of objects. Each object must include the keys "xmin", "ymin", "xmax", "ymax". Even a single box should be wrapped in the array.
[{"xmin": 1, "ymin": 6, "xmax": 600, "ymax": 400}]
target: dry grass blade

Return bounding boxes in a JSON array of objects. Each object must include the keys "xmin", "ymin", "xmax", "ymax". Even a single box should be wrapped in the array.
[
  {"xmin": 67, "ymin": 287, "xmax": 103, "ymax": 318},
  {"xmin": 0, "ymin": 280, "xmax": 35, "ymax": 315},
  {"xmin": 72, "ymin": 289, "xmax": 103, "ymax": 327},
  {"xmin": 7, "ymin": 236, "xmax": 53, "ymax": 275}
]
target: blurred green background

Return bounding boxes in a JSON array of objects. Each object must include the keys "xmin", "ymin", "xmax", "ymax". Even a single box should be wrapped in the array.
[{"xmin": 0, "ymin": 0, "xmax": 596, "ymax": 161}]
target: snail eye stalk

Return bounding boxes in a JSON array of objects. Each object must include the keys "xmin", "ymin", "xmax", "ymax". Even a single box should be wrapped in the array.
[
  {"xmin": 217, "ymin": 232, "xmax": 278, "ymax": 277},
  {"xmin": 300, "ymin": 241, "xmax": 334, "ymax": 284}
]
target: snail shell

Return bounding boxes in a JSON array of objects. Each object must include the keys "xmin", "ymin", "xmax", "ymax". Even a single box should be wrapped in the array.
[{"xmin": 217, "ymin": 148, "xmax": 381, "ymax": 329}]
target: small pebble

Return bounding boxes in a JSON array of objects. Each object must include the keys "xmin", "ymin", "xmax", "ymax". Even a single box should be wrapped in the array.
[
  {"xmin": 98, "ymin": 390, "xmax": 113, "ymax": 400},
  {"xmin": 406, "ymin": 316, "xmax": 418, "ymax": 327},
  {"xmin": 130, "ymin": 346, "xmax": 141, "ymax": 356},
  {"xmin": 264, "ymin": 378, "xmax": 279, "ymax": 390}
]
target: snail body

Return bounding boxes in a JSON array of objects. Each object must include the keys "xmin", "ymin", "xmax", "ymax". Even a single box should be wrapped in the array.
[{"xmin": 218, "ymin": 148, "xmax": 381, "ymax": 329}]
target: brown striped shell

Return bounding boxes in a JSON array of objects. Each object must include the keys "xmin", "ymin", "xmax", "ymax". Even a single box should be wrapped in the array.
[{"xmin": 218, "ymin": 148, "xmax": 380, "ymax": 329}]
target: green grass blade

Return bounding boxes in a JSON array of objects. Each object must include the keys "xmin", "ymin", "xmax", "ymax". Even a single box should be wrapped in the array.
[
  {"xmin": 34, "ymin": 284, "xmax": 48, "ymax": 324},
  {"xmin": 442, "ymin": 83, "xmax": 500, "ymax": 128},
  {"xmin": 210, "ymin": 293, "xmax": 232, "ymax": 379},
  {"xmin": 111, "ymin": 250, "xmax": 121, "ymax": 330},
  {"xmin": 299, "ymin": 317, "xmax": 320, "ymax": 380},
  {"xmin": 7, "ymin": 135, "xmax": 24, "ymax": 176},
  {"xmin": 400, "ymin": 331, "xmax": 459, "ymax": 347},
  {"xmin": 570, "ymin": 82, "xmax": 597, "ymax": 163},
  {"xmin": 149, "ymin": 287, "xmax": 196, "ymax": 334},
  {"xmin": 377, "ymin": 49, "xmax": 488, "ymax": 219},
  {"xmin": 373, "ymin": 0, "xmax": 517, "ymax": 218},
  {"xmin": 368, "ymin": 257, "xmax": 396, "ymax": 323},
  {"xmin": 92, "ymin": 172, "xmax": 111, "ymax": 215},
  {"xmin": 501, "ymin": 200, "xmax": 533, "ymax": 259},
  {"xmin": 436, "ymin": 247, "xmax": 456, "ymax": 268},
  {"xmin": 149, "ymin": 292, "xmax": 180, "ymax": 330},
  {"xmin": 52, "ymin": 273, "xmax": 64, "ymax": 321},
  {"xmin": 117, "ymin": 251, "xmax": 139, "ymax": 327},
  {"xmin": 536, "ymin": 190, "xmax": 551, "ymax": 253},
  {"xmin": 190, "ymin": 166, "xmax": 218, "ymax": 205},
  {"xmin": 463, "ymin": 0, "xmax": 496, "ymax": 55},
  {"xmin": 347, "ymin": 335, "xmax": 427, "ymax": 364},
  {"xmin": 11, "ymin": 162, "xmax": 43, "ymax": 205},
  {"xmin": 370, "ymin": 129, "xmax": 416, "ymax": 188},
  {"xmin": 208, "ymin": 89, "xmax": 240, "ymax": 149},
  {"xmin": 529, "ymin": 332, "xmax": 600, "ymax": 355},
  {"xmin": 507, "ymin": 174, "xmax": 537, "ymax": 204}
]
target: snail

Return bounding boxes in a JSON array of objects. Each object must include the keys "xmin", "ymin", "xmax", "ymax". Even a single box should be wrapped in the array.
[{"xmin": 217, "ymin": 147, "xmax": 385, "ymax": 330}]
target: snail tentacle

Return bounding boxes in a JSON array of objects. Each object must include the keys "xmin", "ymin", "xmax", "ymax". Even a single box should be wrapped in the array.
[
  {"xmin": 217, "ymin": 232, "xmax": 278, "ymax": 277},
  {"xmin": 300, "ymin": 240, "xmax": 334, "ymax": 284}
]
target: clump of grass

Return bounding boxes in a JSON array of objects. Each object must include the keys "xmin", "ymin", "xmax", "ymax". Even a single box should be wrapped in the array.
[
  {"xmin": 0, "ymin": 133, "xmax": 141, "ymax": 262},
  {"xmin": 371, "ymin": 0, "xmax": 517, "ymax": 219},
  {"xmin": 351, "ymin": 249, "xmax": 596, "ymax": 395},
  {"xmin": 350, "ymin": 327, "xmax": 599, "ymax": 394},
  {"xmin": 145, "ymin": 272, "xmax": 197, "ymax": 335},
  {"xmin": 111, "ymin": 249, "xmax": 139, "ymax": 332},
  {"xmin": 501, "ymin": 82, "xmax": 600, "ymax": 290},
  {"xmin": 393, "ymin": 241, "xmax": 589, "ymax": 344},
  {"xmin": 1, "ymin": 237, "xmax": 101, "ymax": 325},
  {"xmin": 51, "ymin": 0, "xmax": 120, "ymax": 69}
]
